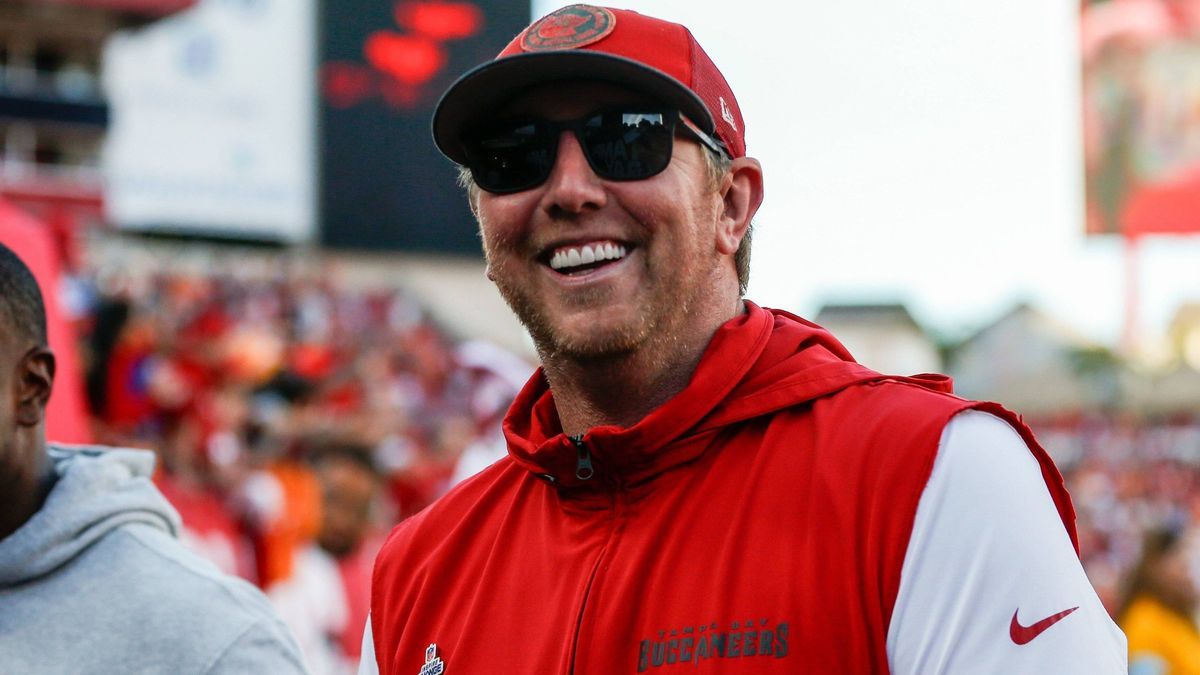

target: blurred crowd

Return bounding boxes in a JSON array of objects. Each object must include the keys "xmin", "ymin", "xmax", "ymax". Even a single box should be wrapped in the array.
[
  {"xmin": 1038, "ymin": 414, "xmax": 1200, "ymax": 668},
  {"xmin": 58, "ymin": 255, "xmax": 1200, "ymax": 672},
  {"xmin": 1038, "ymin": 416, "xmax": 1200, "ymax": 612},
  {"xmin": 68, "ymin": 257, "xmax": 529, "ymax": 674}
]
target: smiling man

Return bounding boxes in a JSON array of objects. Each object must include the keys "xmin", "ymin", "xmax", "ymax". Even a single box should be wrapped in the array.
[{"xmin": 363, "ymin": 5, "xmax": 1126, "ymax": 674}]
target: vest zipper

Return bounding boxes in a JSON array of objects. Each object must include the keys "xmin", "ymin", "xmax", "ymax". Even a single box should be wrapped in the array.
[
  {"xmin": 570, "ymin": 435, "xmax": 594, "ymax": 480},
  {"xmin": 567, "ymin": 487, "xmax": 621, "ymax": 674}
]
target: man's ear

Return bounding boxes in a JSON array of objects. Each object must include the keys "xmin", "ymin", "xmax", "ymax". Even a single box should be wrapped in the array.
[
  {"xmin": 714, "ymin": 156, "xmax": 764, "ymax": 256},
  {"xmin": 15, "ymin": 347, "xmax": 55, "ymax": 427}
]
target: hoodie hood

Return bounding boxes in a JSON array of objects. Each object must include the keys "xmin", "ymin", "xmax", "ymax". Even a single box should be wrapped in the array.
[
  {"xmin": 503, "ymin": 302, "xmax": 946, "ymax": 487},
  {"xmin": 0, "ymin": 445, "xmax": 180, "ymax": 587}
]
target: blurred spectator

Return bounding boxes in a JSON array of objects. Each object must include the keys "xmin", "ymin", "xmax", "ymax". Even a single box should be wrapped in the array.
[
  {"xmin": 1117, "ymin": 527, "xmax": 1200, "ymax": 674},
  {"xmin": 252, "ymin": 459, "xmax": 323, "ymax": 588},
  {"xmin": 450, "ymin": 339, "xmax": 535, "ymax": 484},
  {"xmin": 267, "ymin": 442, "xmax": 383, "ymax": 675},
  {"xmin": 315, "ymin": 443, "xmax": 384, "ymax": 672}
]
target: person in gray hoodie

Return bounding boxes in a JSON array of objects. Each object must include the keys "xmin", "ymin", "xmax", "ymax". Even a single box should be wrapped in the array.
[{"xmin": 0, "ymin": 242, "xmax": 309, "ymax": 674}]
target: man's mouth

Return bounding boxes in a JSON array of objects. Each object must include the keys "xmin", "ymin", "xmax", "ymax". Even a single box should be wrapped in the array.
[{"xmin": 544, "ymin": 240, "xmax": 629, "ymax": 276}]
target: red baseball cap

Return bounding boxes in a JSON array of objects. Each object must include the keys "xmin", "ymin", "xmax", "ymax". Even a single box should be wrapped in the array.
[{"xmin": 432, "ymin": 4, "xmax": 747, "ymax": 164}]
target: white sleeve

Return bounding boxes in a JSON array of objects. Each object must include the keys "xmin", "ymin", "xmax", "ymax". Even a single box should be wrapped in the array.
[
  {"xmin": 886, "ymin": 410, "xmax": 1127, "ymax": 674},
  {"xmin": 358, "ymin": 616, "xmax": 380, "ymax": 675}
]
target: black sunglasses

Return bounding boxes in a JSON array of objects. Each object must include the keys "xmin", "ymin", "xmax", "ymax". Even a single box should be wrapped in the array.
[{"xmin": 462, "ymin": 107, "xmax": 729, "ymax": 194}]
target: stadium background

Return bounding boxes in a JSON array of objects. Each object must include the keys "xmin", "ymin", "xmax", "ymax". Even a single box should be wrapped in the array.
[{"xmin": 2, "ymin": 0, "xmax": 1200, "ymax": 671}]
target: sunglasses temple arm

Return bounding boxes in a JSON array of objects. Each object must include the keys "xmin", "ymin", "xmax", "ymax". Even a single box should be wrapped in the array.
[{"xmin": 677, "ymin": 113, "xmax": 730, "ymax": 159}]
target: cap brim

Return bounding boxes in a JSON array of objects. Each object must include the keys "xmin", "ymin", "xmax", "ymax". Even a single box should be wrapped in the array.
[{"xmin": 432, "ymin": 51, "xmax": 714, "ymax": 165}]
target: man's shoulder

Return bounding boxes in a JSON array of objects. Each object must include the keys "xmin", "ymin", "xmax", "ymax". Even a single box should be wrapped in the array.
[
  {"xmin": 0, "ymin": 518, "xmax": 304, "ymax": 673},
  {"xmin": 106, "ymin": 524, "xmax": 306, "ymax": 668},
  {"xmin": 777, "ymin": 376, "xmax": 1001, "ymax": 486},
  {"xmin": 106, "ymin": 523, "xmax": 270, "ymax": 612},
  {"xmin": 851, "ymin": 373, "xmax": 966, "ymax": 404},
  {"xmin": 90, "ymin": 523, "xmax": 294, "ymax": 642},
  {"xmin": 818, "ymin": 375, "xmax": 980, "ymax": 428}
]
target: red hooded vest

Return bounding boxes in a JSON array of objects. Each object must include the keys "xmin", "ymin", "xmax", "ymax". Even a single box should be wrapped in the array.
[{"xmin": 370, "ymin": 303, "xmax": 1075, "ymax": 674}]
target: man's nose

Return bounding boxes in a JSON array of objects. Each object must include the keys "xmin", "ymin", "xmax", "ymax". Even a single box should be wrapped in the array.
[{"xmin": 538, "ymin": 130, "xmax": 607, "ymax": 215}]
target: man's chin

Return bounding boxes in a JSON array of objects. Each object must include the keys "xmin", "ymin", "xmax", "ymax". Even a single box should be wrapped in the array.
[
  {"xmin": 496, "ymin": 283, "xmax": 649, "ymax": 360},
  {"xmin": 550, "ymin": 334, "xmax": 643, "ymax": 362},
  {"xmin": 526, "ymin": 315, "xmax": 649, "ymax": 362}
]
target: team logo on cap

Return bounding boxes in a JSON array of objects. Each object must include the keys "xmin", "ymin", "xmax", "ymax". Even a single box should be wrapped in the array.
[
  {"xmin": 720, "ymin": 97, "xmax": 738, "ymax": 131},
  {"xmin": 521, "ymin": 4, "xmax": 616, "ymax": 52}
]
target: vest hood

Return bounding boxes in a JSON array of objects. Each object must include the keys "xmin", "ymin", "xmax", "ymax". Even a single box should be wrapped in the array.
[{"xmin": 502, "ymin": 302, "xmax": 950, "ymax": 487}]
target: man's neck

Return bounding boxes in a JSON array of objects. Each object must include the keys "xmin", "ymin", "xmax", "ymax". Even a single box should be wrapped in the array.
[
  {"xmin": 0, "ymin": 438, "xmax": 51, "ymax": 542},
  {"xmin": 542, "ymin": 298, "xmax": 745, "ymax": 437}
]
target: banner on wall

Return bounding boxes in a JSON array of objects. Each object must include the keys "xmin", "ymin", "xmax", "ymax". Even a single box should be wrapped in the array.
[
  {"xmin": 318, "ymin": 0, "xmax": 530, "ymax": 255},
  {"xmin": 103, "ymin": 0, "xmax": 317, "ymax": 242},
  {"xmin": 1082, "ymin": 0, "xmax": 1200, "ymax": 237}
]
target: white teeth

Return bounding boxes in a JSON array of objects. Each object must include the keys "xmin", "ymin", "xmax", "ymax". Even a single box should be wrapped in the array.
[{"xmin": 548, "ymin": 242, "xmax": 628, "ymax": 271}]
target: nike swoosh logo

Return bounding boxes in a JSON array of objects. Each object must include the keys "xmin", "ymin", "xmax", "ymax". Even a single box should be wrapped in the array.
[{"xmin": 1009, "ymin": 606, "xmax": 1079, "ymax": 645}]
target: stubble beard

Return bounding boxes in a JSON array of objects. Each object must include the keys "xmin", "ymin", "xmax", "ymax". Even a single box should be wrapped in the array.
[
  {"xmin": 490, "ymin": 257, "xmax": 663, "ymax": 363},
  {"xmin": 486, "ymin": 244, "xmax": 721, "ymax": 383}
]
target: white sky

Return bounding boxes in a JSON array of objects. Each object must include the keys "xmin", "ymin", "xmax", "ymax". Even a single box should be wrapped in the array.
[{"xmin": 532, "ymin": 0, "xmax": 1200, "ymax": 347}]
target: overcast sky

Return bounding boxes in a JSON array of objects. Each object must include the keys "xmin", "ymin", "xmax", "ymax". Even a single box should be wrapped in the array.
[{"xmin": 529, "ymin": 0, "xmax": 1200, "ymax": 349}]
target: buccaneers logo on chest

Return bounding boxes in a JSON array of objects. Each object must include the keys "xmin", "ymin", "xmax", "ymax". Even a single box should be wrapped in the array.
[{"xmin": 636, "ymin": 618, "xmax": 790, "ymax": 672}]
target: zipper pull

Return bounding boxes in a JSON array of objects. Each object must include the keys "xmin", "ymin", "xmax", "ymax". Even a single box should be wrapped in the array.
[{"xmin": 569, "ymin": 434, "xmax": 594, "ymax": 481}]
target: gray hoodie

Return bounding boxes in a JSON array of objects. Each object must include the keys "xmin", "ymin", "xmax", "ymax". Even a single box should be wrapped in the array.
[{"xmin": 0, "ymin": 445, "xmax": 309, "ymax": 674}]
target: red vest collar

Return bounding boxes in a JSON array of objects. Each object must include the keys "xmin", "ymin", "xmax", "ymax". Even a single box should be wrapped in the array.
[{"xmin": 502, "ymin": 302, "xmax": 897, "ymax": 488}]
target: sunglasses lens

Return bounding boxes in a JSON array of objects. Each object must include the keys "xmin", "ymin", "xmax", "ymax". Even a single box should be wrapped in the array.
[
  {"xmin": 464, "ymin": 109, "xmax": 678, "ymax": 193},
  {"xmin": 581, "ymin": 111, "xmax": 674, "ymax": 181},
  {"xmin": 466, "ymin": 121, "xmax": 556, "ymax": 193}
]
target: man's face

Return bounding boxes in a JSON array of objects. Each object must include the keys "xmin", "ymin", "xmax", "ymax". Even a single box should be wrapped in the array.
[
  {"xmin": 473, "ymin": 82, "xmax": 729, "ymax": 361},
  {"xmin": 316, "ymin": 456, "xmax": 376, "ymax": 559}
]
